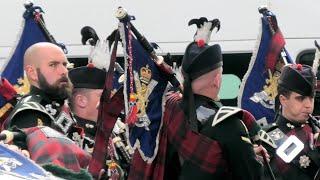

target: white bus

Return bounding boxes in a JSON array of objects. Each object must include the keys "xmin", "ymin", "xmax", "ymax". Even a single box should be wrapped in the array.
[{"xmin": 0, "ymin": 0, "xmax": 319, "ymax": 105}]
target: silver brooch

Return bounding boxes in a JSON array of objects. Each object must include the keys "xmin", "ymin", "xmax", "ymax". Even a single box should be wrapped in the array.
[
  {"xmin": 299, "ymin": 155, "xmax": 311, "ymax": 168},
  {"xmin": 72, "ymin": 132, "xmax": 84, "ymax": 148},
  {"xmin": 286, "ymin": 123, "xmax": 294, "ymax": 129},
  {"xmin": 270, "ymin": 130, "xmax": 283, "ymax": 141},
  {"xmin": 52, "ymin": 101, "xmax": 60, "ymax": 107},
  {"xmin": 45, "ymin": 104, "xmax": 57, "ymax": 116},
  {"xmin": 85, "ymin": 124, "xmax": 94, "ymax": 129}
]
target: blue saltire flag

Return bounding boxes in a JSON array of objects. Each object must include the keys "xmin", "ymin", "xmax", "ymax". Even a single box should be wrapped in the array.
[
  {"xmin": 119, "ymin": 20, "xmax": 169, "ymax": 163},
  {"xmin": 0, "ymin": 4, "xmax": 50, "ymax": 107},
  {"xmin": 238, "ymin": 9, "xmax": 293, "ymax": 124},
  {"xmin": 0, "ymin": 143, "xmax": 53, "ymax": 179}
]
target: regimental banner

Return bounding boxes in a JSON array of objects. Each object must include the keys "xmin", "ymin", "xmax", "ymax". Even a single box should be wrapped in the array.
[
  {"xmin": 119, "ymin": 20, "xmax": 169, "ymax": 163},
  {"xmin": 238, "ymin": 9, "xmax": 293, "ymax": 123},
  {"xmin": 0, "ymin": 4, "xmax": 48, "ymax": 107}
]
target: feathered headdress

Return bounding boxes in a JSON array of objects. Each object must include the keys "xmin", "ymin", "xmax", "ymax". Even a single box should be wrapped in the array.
[
  {"xmin": 188, "ymin": 17, "xmax": 220, "ymax": 44},
  {"xmin": 80, "ymin": 26, "xmax": 110, "ymax": 70}
]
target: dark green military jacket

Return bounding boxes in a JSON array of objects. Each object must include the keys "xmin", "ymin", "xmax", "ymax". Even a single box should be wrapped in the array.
[
  {"xmin": 4, "ymin": 86, "xmax": 65, "ymax": 129},
  {"xmin": 262, "ymin": 114, "xmax": 320, "ymax": 180}
]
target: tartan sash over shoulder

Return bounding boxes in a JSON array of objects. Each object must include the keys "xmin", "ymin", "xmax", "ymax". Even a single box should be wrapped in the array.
[
  {"xmin": 165, "ymin": 96, "xmax": 226, "ymax": 173},
  {"xmin": 24, "ymin": 126, "xmax": 91, "ymax": 172}
]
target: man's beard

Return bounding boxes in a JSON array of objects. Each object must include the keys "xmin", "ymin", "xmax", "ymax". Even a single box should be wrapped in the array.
[{"xmin": 37, "ymin": 69, "xmax": 72, "ymax": 100}]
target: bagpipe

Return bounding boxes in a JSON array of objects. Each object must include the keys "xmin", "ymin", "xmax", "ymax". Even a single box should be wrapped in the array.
[
  {"xmin": 80, "ymin": 25, "xmax": 133, "ymax": 179},
  {"xmin": 83, "ymin": 6, "xmax": 186, "ymax": 179},
  {"xmin": 86, "ymin": 7, "xmax": 222, "ymax": 179}
]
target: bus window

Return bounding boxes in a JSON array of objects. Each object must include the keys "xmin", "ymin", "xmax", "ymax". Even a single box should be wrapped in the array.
[
  {"xmin": 296, "ymin": 49, "xmax": 315, "ymax": 66},
  {"xmin": 219, "ymin": 74, "xmax": 241, "ymax": 99},
  {"xmin": 67, "ymin": 57, "xmax": 89, "ymax": 68},
  {"xmin": 220, "ymin": 53, "xmax": 251, "ymax": 106},
  {"xmin": 296, "ymin": 49, "xmax": 320, "ymax": 79}
]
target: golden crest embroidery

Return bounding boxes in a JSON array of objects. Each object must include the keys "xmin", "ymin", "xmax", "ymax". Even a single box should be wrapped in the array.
[
  {"xmin": 250, "ymin": 59, "xmax": 284, "ymax": 109},
  {"xmin": 263, "ymin": 69, "xmax": 280, "ymax": 100},
  {"xmin": 132, "ymin": 65, "xmax": 158, "ymax": 130},
  {"xmin": 137, "ymin": 66, "xmax": 151, "ymax": 113},
  {"xmin": 14, "ymin": 77, "xmax": 30, "ymax": 96},
  {"xmin": 0, "ymin": 103, "xmax": 13, "ymax": 118},
  {"xmin": 140, "ymin": 65, "xmax": 152, "ymax": 84}
]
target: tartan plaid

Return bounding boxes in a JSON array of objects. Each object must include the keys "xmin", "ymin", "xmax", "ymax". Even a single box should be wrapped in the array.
[
  {"xmin": 128, "ymin": 92, "xmax": 259, "ymax": 180},
  {"xmin": 165, "ymin": 102, "xmax": 225, "ymax": 173},
  {"xmin": 241, "ymin": 109, "xmax": 261, "ymax": 137},
  {"xmin": 127, "ymin": 92, "xmax": 183, "ymax": 180},
  {"xmin": 24, "ymin": 126, "xmax": 91, "ymax": 172},
  {"xmin": 269, "ymin": 115, "xmax": 319, "ymax": 178},
  {"xmin": 88, "ymin": 88, "xmax": 124, "ymax": 178}
]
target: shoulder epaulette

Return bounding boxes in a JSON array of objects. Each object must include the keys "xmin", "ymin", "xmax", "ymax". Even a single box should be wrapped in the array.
[
  {"xmin": 9, "ymin": 95, "xmax": 55, "ymax": 121},
  {"xmin": 258, "ymin": 129, "xmax": 277, "ymax": 148},
  {"xmin": 211, "ymin": 106, "xmax": 242, "ymax": 127}
]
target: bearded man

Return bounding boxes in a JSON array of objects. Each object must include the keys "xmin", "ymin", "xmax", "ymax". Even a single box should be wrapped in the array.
[{"xmin": 3, "ymin": 42, "xmax": 74, "ymax": 131}]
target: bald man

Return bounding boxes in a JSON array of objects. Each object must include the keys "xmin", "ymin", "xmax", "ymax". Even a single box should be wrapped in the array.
[
  {"xmin": 3, "ymin": 42, "xmax": 74, "ymax": 131},
  {"xmin": 1, "ymin": 43, "xmax": 95, "ymax": 177}
]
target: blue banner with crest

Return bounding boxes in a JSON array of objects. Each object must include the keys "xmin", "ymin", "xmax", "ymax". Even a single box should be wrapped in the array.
[
  {"xmin": 238, "ymin": 10, "xmax": 293, "ymax": 123},
  {"xmin": 119, "ymin": 21, "xmax": 169, "ymax": 163}
]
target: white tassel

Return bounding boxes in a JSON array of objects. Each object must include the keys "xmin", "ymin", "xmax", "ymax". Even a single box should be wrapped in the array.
[
  {"xmin": 194, "ymin": 21, "xmax": 214, "ymax": 44},
  {"xmin": 88, "ymin": 39, "xmax": 110, "ymax": 70},
  {"xmin": 172, "ymin": 62, "xmax": 184, "ymax": 84}
]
